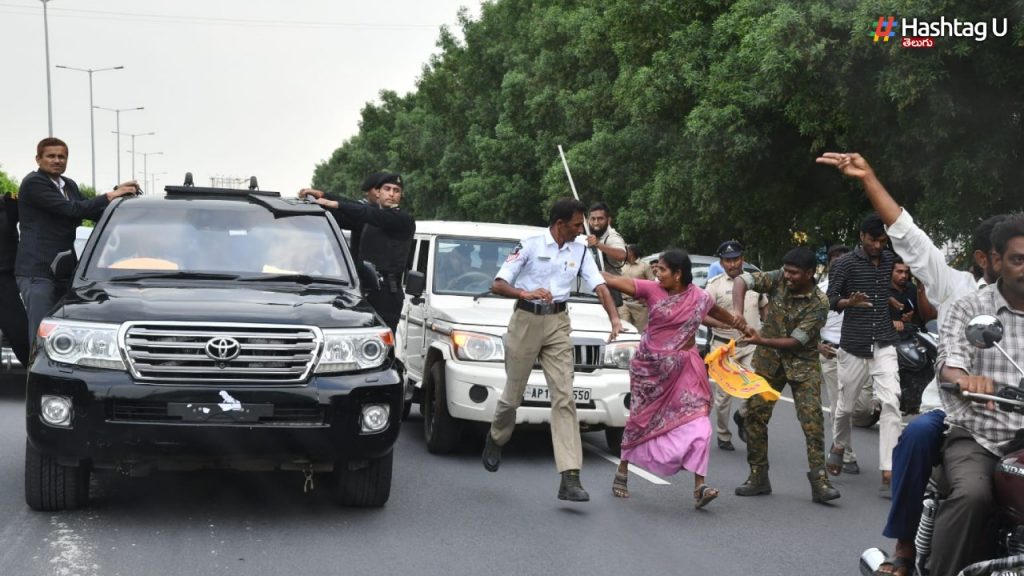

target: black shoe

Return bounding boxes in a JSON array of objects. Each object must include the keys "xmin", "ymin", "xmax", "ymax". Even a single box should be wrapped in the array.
[
  {"xmin": 842, "ymin": 461, "xmax": 860, "ymax": 475},
  {"xmin": 482, "ymin": 433, "xmax": 502, "ymax": 472},
  {"xmin": 733, "ymin": 410, "xmax": 747, "ymax": 444},
  {"xmin": 558, "ymin": 470, "xmax": 590, "ymax": 502},
  {"xmin": 735, "ymin": 466, "xmax": 772, "ymax": 496},
  {"xmin": 718, "ymin": 439, "xmax": 735, "ymax": 451},
  {"xmin": 808, "ymin": 467, "xmax": 841, "ymax": 503}
]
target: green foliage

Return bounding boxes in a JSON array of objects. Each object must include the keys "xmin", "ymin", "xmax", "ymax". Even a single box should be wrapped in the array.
[
  {"xmin": 79, "ymin": 185, "xmax": 96, "ymax": 199},
  {"xmin": 313, "ymin": 0, "xmax": 1024, "ymax": 266},
  {"xmin": 0, "ymin": 166, "xmax": 18, "ymax": 197}
]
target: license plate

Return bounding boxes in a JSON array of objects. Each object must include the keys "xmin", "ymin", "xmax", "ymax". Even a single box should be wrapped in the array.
[{"xmin": 523, "ymin": 385, "xmax": 591, "ymax": 404}]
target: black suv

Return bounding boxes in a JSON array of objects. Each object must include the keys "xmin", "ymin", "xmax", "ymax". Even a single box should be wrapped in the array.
[{"xmin": 25, "ymin": 185, "xmax": 418, "ymax": 510}]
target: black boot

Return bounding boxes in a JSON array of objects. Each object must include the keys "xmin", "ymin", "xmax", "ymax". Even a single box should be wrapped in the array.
[
  {"xmin": 558, "ymin": 470, "xmax": 590, "ymax": 502},
  {"xmin": 733, "ymin": 410, "xmax": 748, "ymax": 444},
  {"xmin": 735, "ymin": 465, "xmax": 772, "ymax": 496},
  {"xmin": 808, "ymin": 467, "xmax": 841, "ymax": 503},
  {"xmin": 482, "ymin": 432, "xmax": 502, "ymax": 472}
]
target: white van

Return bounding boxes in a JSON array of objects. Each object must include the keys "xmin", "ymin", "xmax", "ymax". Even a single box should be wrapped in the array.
[{"xmin": 398, "ymin": 221, "xmax": 639, "ymax": 454}]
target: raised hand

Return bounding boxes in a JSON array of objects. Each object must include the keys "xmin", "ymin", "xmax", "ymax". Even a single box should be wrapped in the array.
[{"xmin": 816, "ymin": 152, "xmax": 875, "ymax": 181}]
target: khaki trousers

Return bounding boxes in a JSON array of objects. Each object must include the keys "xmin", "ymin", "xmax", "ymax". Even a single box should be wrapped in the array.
[
  {"xmin": 489, "ymin": 309, "xmax": 581, "ymax": 472},
  {"xmin": 617, "ymin": 300, "xmax": 649, "ymax": 332},
  {"xmin": 711, "ymin": 339, "xmax": 754, "ymax": 442},
  {"xmin": 832, "ymin": 346, "xmax": 901, "ymax": 471}
]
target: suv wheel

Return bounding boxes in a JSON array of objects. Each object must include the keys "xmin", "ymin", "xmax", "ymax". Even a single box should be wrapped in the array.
[
  {"xmin": 333, "ymin": 451, "xmax": 393, "ymax": 507},
  {"xmin": 25, "ymin": 440, "xmax": 90, "ymax": 511},
  {"xmin": 605, "ymin": 427, "xmax": 624, "ymax": 456},
  {"xmin": 423, "ymin": 361, "xmax": 461, "ymax": 453}
]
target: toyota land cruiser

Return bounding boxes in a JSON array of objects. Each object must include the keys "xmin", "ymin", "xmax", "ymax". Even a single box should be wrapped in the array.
[{"xmin": 25, "ymin": 183, "xmax": 418, "ymax": 510}]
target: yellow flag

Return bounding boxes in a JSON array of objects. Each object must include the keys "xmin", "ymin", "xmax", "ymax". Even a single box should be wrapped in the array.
[{"xmin": 705, "ymin": 340, "xmax": 780, "ymax": 402}]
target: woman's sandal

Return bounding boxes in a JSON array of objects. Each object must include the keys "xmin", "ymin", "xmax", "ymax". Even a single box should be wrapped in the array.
[
  {"xmin": 694, "ymin": 484, "xmax": 719, "ymax": 509},
  {"xmin": 612, "ymin": 471, "xmax": 629, "ymax": 498},
  {"xmin": 826, "ymin": 445, "xmax": 845, "ymax": 476}
]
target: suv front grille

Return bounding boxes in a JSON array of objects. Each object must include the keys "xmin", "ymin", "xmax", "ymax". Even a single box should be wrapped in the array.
[
  {"xmin": 533, "ymin": 344, "xmax": 603, "ymax": 373},
  {"xmin": 123, "ymin": 323, "xmax": 319, "ymax": 383}
]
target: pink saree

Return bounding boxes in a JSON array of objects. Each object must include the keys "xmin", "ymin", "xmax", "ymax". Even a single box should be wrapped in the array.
[{"xmin": 620, "ymin": 280, "xmax": 715, "ymax": 475}]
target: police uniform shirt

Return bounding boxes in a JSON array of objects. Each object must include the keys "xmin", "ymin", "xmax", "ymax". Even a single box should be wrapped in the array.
[{"xmin": 496, "ymin": 231, "xmax": 605, "ymax": 303}]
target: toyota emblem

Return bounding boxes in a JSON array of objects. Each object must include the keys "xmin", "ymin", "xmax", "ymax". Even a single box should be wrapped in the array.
[{"xmin": 205, "ymin": 337, "xmax": 241, "ymax": 361}]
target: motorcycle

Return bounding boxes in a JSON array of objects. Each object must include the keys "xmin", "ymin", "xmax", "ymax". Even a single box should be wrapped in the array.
[
  {"xmin": 860, "ymin": 314, "xmax": 1024, "ymax": 576},
  {"xmin": 895, "ymin": 322, "xmax": 939, "ymax": 415}
]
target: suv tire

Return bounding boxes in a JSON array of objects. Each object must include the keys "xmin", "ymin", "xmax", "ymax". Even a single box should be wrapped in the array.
[
  {"xmin": 333, "ymin": 451, "xmax": 393, "ymax": 507},
  {"xmin": 25, "ymin": 440, "xmax": 90, "ymax": 511},
  {"xmin": 605, "ymin": 427, "xmax": 624, "ymax": 456},
  {"xmin": 423, "ymin": 361, "xmax": 461, "ymax": 454}
]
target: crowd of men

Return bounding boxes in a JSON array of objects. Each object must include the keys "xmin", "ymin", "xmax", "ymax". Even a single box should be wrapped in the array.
[{"xmin": 2, "ymin": 138, "xmax": 1022, "ymax": 576}]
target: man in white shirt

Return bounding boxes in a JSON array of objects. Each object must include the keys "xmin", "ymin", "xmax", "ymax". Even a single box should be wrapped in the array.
[
  {"xmin": 818, "ymin": 151, "xmax": 1008, "ymax": 575},
  {"xmin": 482, "ymin": 198, "xmax": 622, "ymax": 503}
]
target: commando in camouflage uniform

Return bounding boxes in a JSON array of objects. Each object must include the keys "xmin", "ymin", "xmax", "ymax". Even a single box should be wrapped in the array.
[{"xmin": 739, "ymin": 270, "xmax": 830, "ymax": 476}]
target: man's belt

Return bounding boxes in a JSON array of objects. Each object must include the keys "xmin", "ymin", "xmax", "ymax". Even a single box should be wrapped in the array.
[
  {"xmin": 712, "ymin": 334, "xmax": 733, "ymax": 344},
  {"xmin": 822, "ymin": 340, "xmax": 840, "ymax": 349},
  {"xmin": 516, "ymin": 300, "xmax": 567, "ymax": 315}
]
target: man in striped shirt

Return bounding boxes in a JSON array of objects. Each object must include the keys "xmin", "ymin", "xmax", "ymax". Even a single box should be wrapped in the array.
[{"xmin": 826, "ymin": 213, "xmax": 902, "ymax": 496}]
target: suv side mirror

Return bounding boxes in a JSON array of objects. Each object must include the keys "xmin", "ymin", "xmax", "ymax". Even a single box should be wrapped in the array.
[
  {"xmin": 50, "ymin": 250, "xmax": 76, "ymax": 282},
  {"xmin": 359, "ymin": 261, "xmax": 381, "ymax": 292},
  {"xmin": 405, "ymin": 271, "xmax": 425, "ymax": 305}
]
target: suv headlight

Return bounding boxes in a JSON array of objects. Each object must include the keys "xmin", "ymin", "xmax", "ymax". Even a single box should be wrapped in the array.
[
  {"xmin": 451, "ymin": 330, "xmax": 504, "ymax": 362},
  {"xmin": 315, "ymin": 328, "xmax": 393, "ymax": 373},
  {"xmin": 603, "ymin": 341, "xmax": 638, "ymax": 369},
  {"xmin": 39, "ymin": 319, "xmax": 125, "ymax": 370}
]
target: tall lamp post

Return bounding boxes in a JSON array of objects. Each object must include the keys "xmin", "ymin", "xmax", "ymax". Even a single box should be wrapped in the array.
[
  {"xmin": 149, "ymin": 171, "xmax": 168, "ymax": 195},
  {"xmin": 128, "ymin": 150, "xmax": 162, "ymax": 193},
  {"xmin": 93, "ymin": 105, "xmax": 143, "ymax": 183},
  {"xmin": 55, "ymin": 65, "xmax": 124, "ymax": 189},
  {"xmin": 41, "ymin": 0, "xmax": 53, "ymax": 136},
  {"xmin": 116, "ymin": 132, "xmax": 155, "ymax": 182}
]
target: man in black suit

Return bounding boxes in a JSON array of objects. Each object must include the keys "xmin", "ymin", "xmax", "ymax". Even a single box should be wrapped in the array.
[{"xmin": 15, "ymin": 137, "xmax": 138, "ymax": 346}]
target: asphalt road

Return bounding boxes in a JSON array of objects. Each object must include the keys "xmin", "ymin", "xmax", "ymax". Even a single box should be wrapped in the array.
[{"xmin": 0, "ymin": 377, "xmax": 894, "ymax": 576}]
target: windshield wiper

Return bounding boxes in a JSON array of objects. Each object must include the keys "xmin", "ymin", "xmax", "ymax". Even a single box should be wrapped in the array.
[
  {"xmin": 239, "ymin": 274, "xmax": 349, "ymax": 285},
  {"xmin": 472, "ymin": 290, "xmax": 495, "ymax": 302},
  {"xmin": 109, "ymin": 271, "xmax": 240, "ymax": 282}
]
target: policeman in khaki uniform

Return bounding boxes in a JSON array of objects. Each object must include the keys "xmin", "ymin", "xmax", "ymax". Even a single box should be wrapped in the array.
[
  {"xmin": 481, "ymin": 198, "xmax": 622, "ymax": 502},
  {"xmin": 703, "ymin": 240, "xmax": 764, "ymax": 451}
]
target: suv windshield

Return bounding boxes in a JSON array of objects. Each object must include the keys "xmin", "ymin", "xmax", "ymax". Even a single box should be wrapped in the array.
[
  {"xmin": 433, "ymin": 236, "xmax": 598, "ymax": 300},
  {"xmin": 83, "ymin": 201, "xmax": 351, "ymax": 283}
]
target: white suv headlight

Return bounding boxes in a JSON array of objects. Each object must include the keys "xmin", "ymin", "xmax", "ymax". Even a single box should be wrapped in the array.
[
  {"xmin": 315, "ymin": 328, "xmax": 393, "ymax": 373},
  {"xmin": 451, "ymin": 330, "xmax": 504, "ymax": 362},
  {"xmin": 603, "ymin": 341, "xmax": 638, "ymax": 369},
  {"xmin": 39, "ymin": 319, "xmax": 125, "ymax": 370}
]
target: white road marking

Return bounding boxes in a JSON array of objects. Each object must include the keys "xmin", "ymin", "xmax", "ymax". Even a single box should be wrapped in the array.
[{"xmin": 582, "ymin": 441, "xmax": 671, "ymax": 485}]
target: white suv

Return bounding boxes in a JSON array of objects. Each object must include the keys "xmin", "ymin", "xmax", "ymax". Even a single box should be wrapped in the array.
[{"xmin": 397, "ymin": 221, "xmax": 639, "ymax": 454}]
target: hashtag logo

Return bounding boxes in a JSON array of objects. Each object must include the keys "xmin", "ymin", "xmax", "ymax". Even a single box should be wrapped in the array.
[{"xmin": 871, "ymin": 16, "xmax": 899, "ymax": 43}]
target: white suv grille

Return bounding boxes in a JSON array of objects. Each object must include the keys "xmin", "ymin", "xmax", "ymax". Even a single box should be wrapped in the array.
[{"xmin": 122, "ymin": 322, "xmax": 319, "ymax": 383}]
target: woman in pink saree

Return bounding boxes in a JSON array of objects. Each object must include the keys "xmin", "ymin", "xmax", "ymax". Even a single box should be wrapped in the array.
[{"xmin": 602, "ymin": 250, "xmax": 748, "ymax": 508}]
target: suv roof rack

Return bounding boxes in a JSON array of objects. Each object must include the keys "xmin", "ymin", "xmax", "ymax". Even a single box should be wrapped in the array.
[{"xmin": 164, "ymin": 186, "xmax": 281, "ymax": 198}]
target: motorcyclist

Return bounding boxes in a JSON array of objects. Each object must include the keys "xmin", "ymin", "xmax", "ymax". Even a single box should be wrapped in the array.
[
  {"xmin": 817, "ymin": 151, "xmax": 1008, "ymax": 576},
  {"xmin": 931, "ymin": 214, "xmax": 1024, "ymax": 576}
]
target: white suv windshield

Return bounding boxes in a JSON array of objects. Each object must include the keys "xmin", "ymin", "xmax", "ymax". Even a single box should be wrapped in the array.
[
  {"xmin": 433, "ymin": 236, "xmax": 598, "ymax": 300},
  {"xmin": 84, "ymin": 202, "xmax": 350, "ymax": 281}
]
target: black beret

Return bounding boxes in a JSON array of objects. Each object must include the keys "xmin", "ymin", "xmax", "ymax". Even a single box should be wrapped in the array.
[
  {"xmin": 361, "ymin": 172, "xmax": 384, "ymax": 192},
  {"xmin": 377, "ymin": 172, "xmax": 403, "ymax": 188}
]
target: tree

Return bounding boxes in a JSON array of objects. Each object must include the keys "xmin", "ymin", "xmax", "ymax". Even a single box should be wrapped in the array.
[{"xmin": 312, "ymin": 0, "xmax": 1024, "ymax": 265}]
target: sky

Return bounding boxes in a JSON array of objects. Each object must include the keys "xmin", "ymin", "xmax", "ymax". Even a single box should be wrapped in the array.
[{"xmin": 0, "ymin": 0, "xmax": 482, "ymax": 194}]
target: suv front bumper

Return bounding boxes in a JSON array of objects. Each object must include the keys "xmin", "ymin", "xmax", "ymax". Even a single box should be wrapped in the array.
[
  {"xmin": 443, "ymin": 360, "xmax": 630, "ymax": 428},
  {"xmin": 26, "ymin": 360, "xmax": 402, "ymax": 470}
]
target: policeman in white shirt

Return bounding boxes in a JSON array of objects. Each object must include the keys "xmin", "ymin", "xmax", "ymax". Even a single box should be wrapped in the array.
[{"xmin": 481, "ymin": 198, "xmax": 622, "ymax": 503}]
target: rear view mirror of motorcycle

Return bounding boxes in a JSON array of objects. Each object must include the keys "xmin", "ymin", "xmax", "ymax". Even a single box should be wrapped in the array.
[
  {"xmin": 966, "ymin": 315, "xmax": 1003, "ymax": 349},
  {"xmin": 964, "ymin": 315, "xmax": 1024, "ymax": 382}
]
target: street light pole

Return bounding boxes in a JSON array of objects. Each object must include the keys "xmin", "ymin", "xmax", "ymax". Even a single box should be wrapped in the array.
[
  {"xmin": 41, "ymin": 0, "xmax": 53, "ymax": 136},
  {"xmin": 128, "ymin": 150, "xmax": 162, "ymax": 192},
  {"xmin": 117, "ymin": 132, "xmax": 155, "ymax": 181},
  {"xmin": 55, "ymin": 65, "xmax": 124, "ymax": 189},
  {"xmin": 150, "ymin": 171, "xmax": 167, "ymax": 194},
  {"xmin": 93, "ymin": 105, "xmax": 143, "ymax": 183}
]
